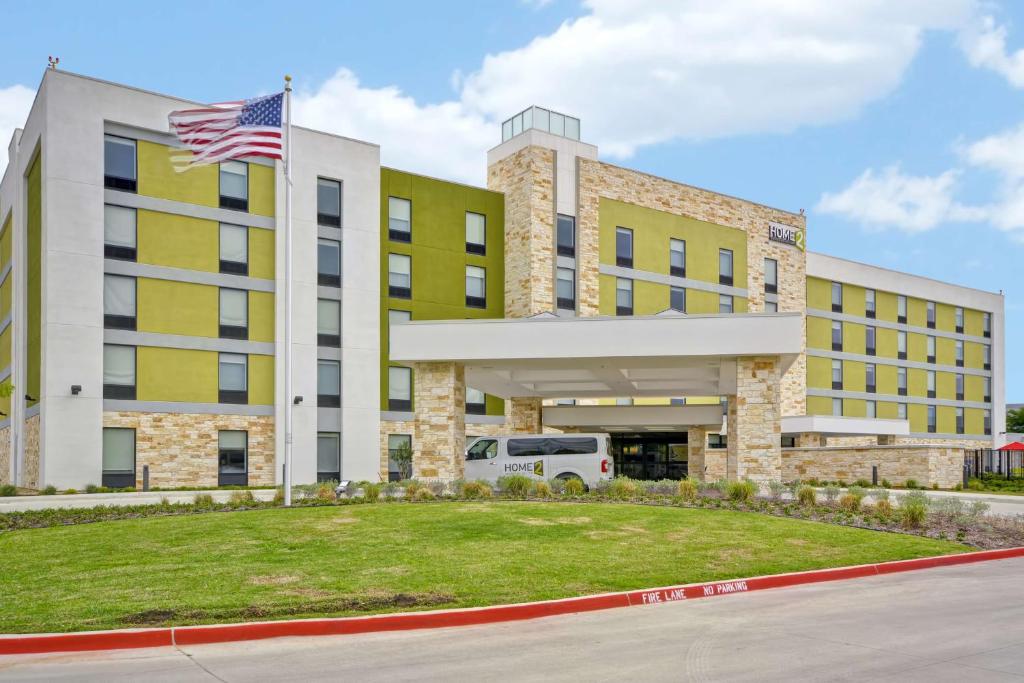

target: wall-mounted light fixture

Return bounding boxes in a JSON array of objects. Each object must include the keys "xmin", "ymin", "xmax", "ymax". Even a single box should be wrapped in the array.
[
  {"xmin": 293, "ymin": 395, "xmax": 304, "ymax": 405},
  {"xmin": 71, "ymin": 385, "xmax": 82, "ymax": 396}
]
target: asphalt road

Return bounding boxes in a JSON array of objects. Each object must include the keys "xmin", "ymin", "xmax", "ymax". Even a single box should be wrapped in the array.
[{"xmin": 3, "ymin": 557, "xmax": 1023, "ymax": 681}]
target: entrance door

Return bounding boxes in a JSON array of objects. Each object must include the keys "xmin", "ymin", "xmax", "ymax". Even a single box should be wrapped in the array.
[{"xmin": 610, "ymin": 433, "xmax": 689, "ymax": 480}]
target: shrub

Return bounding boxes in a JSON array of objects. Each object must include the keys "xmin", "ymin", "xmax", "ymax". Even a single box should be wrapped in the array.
[
  {"xmin": 402, "ymin": 479, "xmax": 425, "ymax": 497},
  {"xmin": 315, "ymin": 482, "xmax": 337, "ymax": 501},
  {"xmin": 805, "ymin": 478, "xmax": 822, "ymax": 487},
  {"xmin": 426, "ymin": 480, "xmax": 446, "ymax": 497},
  {"xmin": 563, "ymin": 478, "xmax": 585, "ymax": 497},
  {"xmin": 193, "ymin": 493, "xmax": 215, "ymax": 506},
  {"xmin": 85, "ymin": 484, "xmax": 100, "ymax": 494},
  {"xmin": 875, "ymin": 499, "xmax": 894, "ymax": 517},
  {"xmin": 853, "ymin": 479, "xmax": 873, "ymax": 488},
  {"xmin": 904, "ymin": 479, "xmax": 919, "ymax": 490},
  {"xmin": 969, "ymin": 500, "xmax": 990, "ymax": 518},
  {"xmin": 847, "ymin": 485, "xmax": 868, "ymax": 501},
  {"xmin": 412, "ymin": 487, "xmax": 436, "ymax": 501},
  {"xmin": 767, "ymin": 480, "xmax": 786, "ymax": 501},
  {"xmin": 0, "ymin": 484, "xmax": 16, "ymax": 497},
  {"xmin": 838, "ymin": 493, "xmax": 861, "ymax": 513},
  {"xmin": 643, "ymin": 480, "xmax": 678, "ymax": 496},
  {"xmin": 272, "ymin": 488, "xmax": 285, "ymax": 505},
  {"xmin": 41, "ymin": 485, "xmax": 57, "ymax": 496},
  {"xmin": 63, "ymin": 488, "xmax": 78, "ymax": 495},
  {"xmin": 678, "ymin": 479, "xmax": 698, "ymax": 502},
  {"xmin": 532, "ymin": 481, "xmax": 552, "ymax": 498},
  {"xmin": 899, "ymin": 491, "xmax": 929, "ymax": 528},
  {"xmin": 880, "ymin": 479, "xmax": 892, "ymax": 489},
  {"xmin": 607, "ymin": 477, "xmax": 640, "ymax": 500},
  {"xmin": 726, "ymin": 479, "xmax": 757, "ymax": 503},
  {"xmin": 497, "ymin": 475, "xmax": 532, "ymax": 498},
  {"xmin": 822, "ymin": 485, "xmax": 841, "ymax": 504},
  {"xmin": 796, "ymin": 485, "xmax": 817, "ymax": 506},
  {"xmin": 229, "ymin": 490, "xmax": 255, "ymax": 504},
  {"xmin": 872, "ymin": 488, "xmax": 890, "ymax": 502},
  {"xmin": 381, "ymin": 481, "xmax": 402, "ymax": 499},
  {"xmin": 461, "ymin": 480, "xmax": 493, "ymax": 499},
  {"xmin": 361, "ymin": 483, "xmax": 381, "ymax": 503},
  {"xmin": 546, "ymin": 478, "xmax": 566, "ymax": 495},
  {"xmin": 929, "ymin": 496, "xmax": 964, "ymax": 519}
]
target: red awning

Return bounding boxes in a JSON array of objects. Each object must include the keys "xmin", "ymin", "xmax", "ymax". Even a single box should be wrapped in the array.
[{"xmin": 998, "ymin": 441, "xmax": 1024, "ymax": 451}]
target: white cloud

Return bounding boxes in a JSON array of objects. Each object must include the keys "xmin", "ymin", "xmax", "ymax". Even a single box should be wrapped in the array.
[
  {"xmin": 959, "ymin": 14, "xmax": 1024, "ymax": 87},
  {"xmin": 816, "ymin": 165, "xmax": 984, "ymax": 232},
  {"xmin": 0, "ymin": 84, "xmax": 35, "ymax": 174}
]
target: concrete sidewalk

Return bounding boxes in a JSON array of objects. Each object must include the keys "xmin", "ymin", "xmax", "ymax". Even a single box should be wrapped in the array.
[{"xmin": 0, "ymin": 489, "xmax": 278, "ymax": 513}]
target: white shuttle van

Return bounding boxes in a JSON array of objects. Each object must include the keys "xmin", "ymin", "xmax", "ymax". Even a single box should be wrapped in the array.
[{"xmin": 464, "ymin": 433, "xmax": 614, "ymax": 488}]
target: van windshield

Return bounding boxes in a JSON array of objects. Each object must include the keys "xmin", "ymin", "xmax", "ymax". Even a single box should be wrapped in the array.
[{"xmin": 507, "ymin": 437, "xmax": 598, "ymax": 457}]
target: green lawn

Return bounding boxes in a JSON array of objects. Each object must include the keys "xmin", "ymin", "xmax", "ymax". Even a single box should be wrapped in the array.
[{"xmin": 0, "ymin": 502, "xmax": 965, "ymax": 634}]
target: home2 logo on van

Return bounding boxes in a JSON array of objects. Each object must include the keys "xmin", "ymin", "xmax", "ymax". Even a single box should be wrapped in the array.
[{"xmin": 504, "ymin": 459, "xmax": 544, "ymax": 476}]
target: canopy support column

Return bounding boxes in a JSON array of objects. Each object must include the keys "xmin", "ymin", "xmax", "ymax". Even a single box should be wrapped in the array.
[{"xmin": 412, "ymin": 362, "xmax": 466, "ymax": 481}]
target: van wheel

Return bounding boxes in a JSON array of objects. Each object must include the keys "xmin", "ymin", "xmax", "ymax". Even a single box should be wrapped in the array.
[{"xmin": 556, "ymin": 473, "xmax": 588, "ymax": 493}]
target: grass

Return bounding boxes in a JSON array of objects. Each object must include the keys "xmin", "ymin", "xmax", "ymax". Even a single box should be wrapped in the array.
[{"xmin": 0, "ymin": 502, "xmax": 965, "ymax": 634}]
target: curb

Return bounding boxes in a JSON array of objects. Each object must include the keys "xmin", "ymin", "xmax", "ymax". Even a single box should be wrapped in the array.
[{"xmin": 3, "ymin": 546, "xmax": 1023, "ymax": 656}]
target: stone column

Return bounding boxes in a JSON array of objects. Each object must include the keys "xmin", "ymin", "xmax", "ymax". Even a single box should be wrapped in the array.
[
  {"xmin": 686, "ymin": 426, "xmax": 707, "ymax": 481},
  {"xmin": 507, "ymin": 397, "xmax": 543, "ymax": 433},
  {"xmin": 727, "ymin": 356, "xmax": 782, "ymax": 482},
  {"xmin": 412, "ymin": 362, "xmax": 466, "ymax": 480}
]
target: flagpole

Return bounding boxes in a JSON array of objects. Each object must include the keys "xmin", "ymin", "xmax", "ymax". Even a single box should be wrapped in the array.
[{"xmin": 283, "ymin": 75, "xmax": 294, "ymax": 507}]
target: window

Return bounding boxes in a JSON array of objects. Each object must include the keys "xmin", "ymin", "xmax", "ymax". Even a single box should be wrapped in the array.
[
  {"xmin": 556, "ymin": 267, "xmax": 575, "ymax": 310},
  {"xmin": 866, "ymin": 400, "xmax": 877, "ymax": 419},
  {"xmin": 984, "ymin": 409, "xmax": 992, "ymax": 435},
  {"xmin": 670, "ymin": 398, "xmax": 686, "ymax": 406},
  {"xmin": 927, "ymin": 335, "xmax": 936, "ymax": 363},
  {"xmin": 466, "ymin": 212, "xmax": 486, "ymax": 255},
  {"xmin": 317, "ymin": 178, "xmax": 342, "ymax": 227},
  {"xmin": 218, "ymin": 430, "xmax": 247, "ymax": 486},
  {"xmin": 831, "ymin": 282, "xmax": 843, "ymax": 312},
  {"xmin": 557, "ymin": 214, "xmax": 576, "ymax": 257},
  {"xmin": 556, "ymin": 398, "xmax": 577, "ymax": 406},
  {"xmin": 708, "ymin": 434, "xmax": 727, "ymax": 449},
  {"xmin": 670, "ymin": 286, "xmax": 686, "ymax": 313},
  {"xmin": 388, "ymin": 309, "xmax": 411, "ymax": 355},
  {"xmin": 103, "ymin": 344, "xmax": 136, "ymax": 400},
  {"xmin": 616, "ymin": 278, "xmax": 633, "ymax": 316},
  {"xmin": 831, "ymin": 359, "xmax": 843, "ymax": 390},
  {"xmin": 104, "ymin": 205, "xmax": 136, "ymax": 260},
  {"xmin": 955, "ymin": 307, "xmax": 964, "ymax": 333},
  {"xmin": 897, "ymin": 367, "xmax": 908, "ymax": 396},
  {"xmin": 616, "ymin": 398, "xmax": 634, "ymax": 406},
  {"xmin": 104, "ymin": 135, "xmax": 137, "ymax": 191},
  {"xmin": 388, "ymin": 366, "xmax": 412, "ymax": 411},
  {"xmin": 219, "ymin": 288, "xmax": 248, "ymax": 339},
  {"xmin": 897, "ymin": 402, "xmax": 907, "ymax": 420},
  {"xmin": 984, "ymin": 344, "xmax": 991, "ymax": 371},
  {"xmin": 387, "ymin": 434, "xmax": 412, "ymax": 481},
  {"xmin": 832, "ymin": 398, "xmax": 843, "ymax": 417},
  {"xmin": 764, "ymin": 258, "xmax": 778, "ymax": 294},
  {"xmin": 507, "ymin": 437, "xmax": 599, "ymax": 457},
  {"xmin": 102, "ymin": 428, "xmax": 135, "ymax": 488},
  {"xmin": 615, "ymin": 227, "xmax": 633, "ymax": 268},
  {"xmin": 927, "ymin": 405, "xmax": 937, "ymax": 433},
  {"xmin": 955, "ymin": 407, "xmax": 964, "ymax": 434},
  {"xmin": 317, "ymin": 433, "xmax": 341, "ymax": 482},
  {"xmin": 318, "ymin": 238, "xmax": 341, "ymax": 287},
  {"xmin": 897, "ymin": 295, "xmax": 907, "ymax": 323},
  {"xmin": 317, "ymin": 299, "xmax": 341, "ymax": 347},
  {"xmin": 956, "ymin": 373, "xmax": 964, "ymax": 401},
  {"xmin": 467, "ymin": 387, "xmax": 486, "ymax": 415},
  {"xmin": 832, "ymin": 320, "xmax": 843, "ymax": 351},
  {"xmin": 719, "ymin": 294, "xmax": 733, "ymax": 314},
  {"xmin": 984, "ymin": 377, "xmax": 991, "ymax": 403},
  {"xmin": 781, "ymin": 435, "xmax": 796, "ymax": 448},
  {"xmin": 866, "ymin": 363, "xmax": 876, "ymax": 393},
  {"xmin": 388, "ymin": 253, "xmax": 411, "ymax": 298},
  {"xmin": 955, "ymin": 340, "xmax": 964, "ymax": 367},
  {"xmin": 719, "ymin": 249, "xmax": 734, "ymax": 286},
  {"xmin": 765, "ymin": 301, "xmax": 778, "ymax": 312},
  {"xmin": 897, "ymin": 331, "xmax": 907, "ymax": 360},
  {"xmin": 983, "ymin": 312, "xmax": 991, "ymax": 338},
  {"xmin": 670, "ymin": 239, "xmax": 686, "ymax": 278},
  {"xmin": 219, "ymin": 224, "xmax": 248, "ymax": 275},
  {"xmin": 926, "ymin": 301, "xmax": 936, "ymax": 329},
  {"xmin": 866, "ymin": 326, "xmax": 876, "ymax": 355},
  {"xmin": 927, "ymin": 370, "xmax": 936, "ymax": 398},
  {"xmin": 103, "ymin": 274, "xmax": 136, "ymax": 330},
  {"xmin": 466, "ymin": 266, "xmax": 486, "ymax": 308},
  {"xmin": 218, "ymin": 353, "xmax": 248, "ymax": 404},
  {"xmin": 317, "ymin": 359, "xmax": 340, "ymax": 407},
  {"xmin": 865, "ymin": 289, "xmax": 876, "ymax": 318},
  {"xmin": 219, "ymin": 160, "xmax": 248, "ymax": 211},
  {"xmin": 388, "ymin": 197, "xmax": 411, "ymax": 242}
]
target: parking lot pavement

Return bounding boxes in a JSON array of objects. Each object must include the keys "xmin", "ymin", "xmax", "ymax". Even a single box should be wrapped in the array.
[{"xmin": 3, "ymin": 556, "xmax": 1024, "ymax": 682}]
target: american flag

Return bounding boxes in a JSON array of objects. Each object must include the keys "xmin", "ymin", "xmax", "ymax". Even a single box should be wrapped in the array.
[{"xmin": 167, "ymin": 92, "xmax": 284, "ymax": 171}]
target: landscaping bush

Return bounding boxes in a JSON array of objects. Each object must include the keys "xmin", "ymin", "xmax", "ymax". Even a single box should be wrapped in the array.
[
  {"xmin": 361, "ymin": 482, "xmax": 381, "ymax": 503},
  {"xmin": 726, "ymin": 480, "xmax": 757, "ymax": 503},
  {"xmin": 607, "ymin": 477, "xmax": 640, "ymax": 500},
  {"xmin": 847, "ymin": 485, "xmax": 868, "ymax": 500},
  {"xmin": 461, "ymin": 480, "xmax": 493, "ymax": 499},
  {"xmin": 853, "ymin": 479, "xmax": 873, "ymax": 488},
  {"xmin": 64, "ymin": 488, "xmax": 78, "ymax": 495},
  {"xmin": 229, "ymin": 490, "xmax": 255, "ymax": 505},
  {"xmin": 880, "ymin": 479, "xmax": 892, "ymax": 489},
  {"xmin": 838, "ymin": 493, "xmax": 861, "ymax": 513},
  {"xmin": 872, "ymin": 488, "xmax": 890, "ymax": 503},
  {"xmin": 642, "ymin": 480, "xmax": 678, "ymax": 496},
  {"xmin": 767, "ymin": 480, "xmax": 786, "ymax": 501},
  {"xmin": 314, "ymin": 482, "xmax": 337, "ymax": 501},
  {"xmin": 969, "ymin": 500, "xmax": 990, "ymax": 518},
  {"xmin": 497, "ymin": 475, "xmax": 532, "ymax": 498},
  {"xmin": 426, "ymin": 480, "xmax": 446, "ymax": 497},
  {"xmin": 796, "ymin": 485, "xmax": 817, "ymax": 506},
  {"xmin": 273, "ymin": 488, "xmax": 285, "ymax": 505},
  {"xmin": 402, "ymin": 479, "xmax": 424, "ymax": 497},
  {"xmin": 546, "ymin": 478, "xmax": 566, "ymax": 495},
  {"xmin": 677, "ymin": 479, "xmax": 698, "ymax": 502},
  {"xmin": 412, "ymin": 487, "xmax": 436, "ymax": 501},
  {"xmin": 899, "ymin": 491, "xmax": 929, "ymax": 528},
  {"xmin": 875, "ymin": 499, "xmax": 893, "ymax": 517},
  {"xmin": 822, "ymin": 484, "xmax": 841, "ymax": 504},
  {"xmin": 562, "ymin": 478, "xmax": 585, "ymax": 497},
  {"xmin": 380, "ymin": 482, "xmax": 402, "ymax": 499},
  {"xmin": 193, "ymin": 493, "xmax": 214, "ymax": 507},
  {"xmin": 85, "ymin": 484, "xmax": 99, "ymax": 494},
  {"xmin": 0, "ymin": 484, "xmax": 16, "ymax": 497},
  {"xmin": 904, "ymin": 479, "xmax": 919, "ymax": 490},
  {"xmin": 531, "ymin": 481, "xmax": 552, "ymax": 498},
  {"xmin": 41, "ymin": 485, "xmax": 57, "ymax": 496}
]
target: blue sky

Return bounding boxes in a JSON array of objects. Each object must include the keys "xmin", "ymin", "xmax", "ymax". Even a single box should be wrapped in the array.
[{"xmin": 1, "ymin": 0, "xmax": 1023, "ymax": 398}]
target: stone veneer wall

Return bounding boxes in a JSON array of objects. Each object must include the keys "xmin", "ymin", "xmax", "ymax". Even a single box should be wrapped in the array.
[
  {"xmin": 487, "ymin": 146, "xmax": 556, "ymax": 318},
  {"xmin": 782, "ymin": 446, "xmax": 964, "ymax": 489},
  {"xmin": 379, "ymin": 419, "xmax": 507, "ymax": 481},
  {"xmin": 507, "ymin": 397, "xmax": 543, "ymax": 433},
  {"xmin": 0, "ymin": 426, "xmax": 9, "ymax": 486},
  {"xmin": 686, "ymin": 426, "xmax": 707, "ymax": 480},
  {"xmin": 574, "ymin": 159, "xmax": 807, "ymax": 416},
  {"xmin": 23, "ymin": 415, "xmax": 40, "ymax": 490},
  {"xmin": 412, "ymin": 362, "xmax": 465, "ymax": 480},
  {"xmin": 103, "ymin": 412, "xmax": 275, "ymax": 488},
  {"xmin": 729, "ymin": 357, "xmax": 782, "ymax": 481}
]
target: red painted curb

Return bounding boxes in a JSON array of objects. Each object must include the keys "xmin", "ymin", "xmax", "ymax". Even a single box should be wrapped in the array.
[{"xmin": 3, "ymin": 546, "xmax": 1023, "ymax": 656}]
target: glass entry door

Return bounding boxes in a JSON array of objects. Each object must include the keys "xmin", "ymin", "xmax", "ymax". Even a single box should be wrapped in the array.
[{"xmin": 611, "ymin": 433, "xmax": 689, "ymax": 480}]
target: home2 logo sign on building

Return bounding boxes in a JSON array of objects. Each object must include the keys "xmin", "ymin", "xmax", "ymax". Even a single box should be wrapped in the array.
[{"xmin": 768, "ymin": 222, "xmax": 805, "ymax": 251}]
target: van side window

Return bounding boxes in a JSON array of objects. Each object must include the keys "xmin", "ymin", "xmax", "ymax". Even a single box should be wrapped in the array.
[
  {"xmin": 466, "ymin": 439, "xmax": 497, "ymax": 461},
  {"xmin": 507, "ymin": 437, "xmax": 598, "ymax": 457}
]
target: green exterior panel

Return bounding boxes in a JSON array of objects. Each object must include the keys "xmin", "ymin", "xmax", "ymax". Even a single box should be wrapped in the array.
[
  {"xmin": 137, "ymin": 347, "xmax": 218, "ymax": 403},
  {"xmin": 137, "ymin": 210, "xmax": 219, "ymax": 273},
  {"xmin": 26, "ymin": 153, "xmax": 41, "ymax": 408},
  {"xmin": 137, "ymin": 279, "xmax": 218, "ymax": 338}
]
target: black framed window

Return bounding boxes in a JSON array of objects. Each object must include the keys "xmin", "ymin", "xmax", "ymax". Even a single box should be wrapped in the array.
[
  {"xmin": 719, "ymin": 249, "xmax": 733, "ymax": 286},
  {"xmin": 103, "ymin": 344, "xmax": 136, "ymax": 400},
  {"xmin": 866, "ymin": 363, "xmax": 876, "ymax": 393},
  {"xmin": 956, "ymin": 374, "xmax": 964, "ymax": 402},
  {"xmin": 781, "ymin": 435, "xmax": 796, "ymax": 448},
  {"xmin": 616, "ymin": 227, "xmax": 633, "ymax": 268},
  {"xmin": 866, "ymin": 326, "xmax": 876, "ymax": 356},
  {"xmin": 317, "ymin": 432, "xmax": 341, "ymax": 482},
  {"xmin": 984, "ymin": 377, "xmax": 991, "ymax": 403},
  {"xmin": 983, "ymin": 312, "xmax": 991, "ymax": 338},
  {"xmin": 708, "ymin": 434, "xmax": 727, "ymax": 449},
  {"xmin": 317, "ymin": 359, "xmax": 340, "ymax": 407},
  {"xmin": 898, "ymin": 367, "xmax": 907, "ymax": 396},
  {"xmin": 615, "ymin": 278, "xmax": 633, "ymax": 316},
  {"xmin": 219, "ymin": 288, "xmax": 248, "ymax": 339},
  {"xmin": 866, "ymin": 400, "xmax": 876, "ymax": 419},
  {"xmin": 466, "ymin": 212, "xmax": 486, "ymax": 255},
  {"xmin": 764, "ymin": 258, "xmax": 778, "ymax": 294},
  {"xmin": 670, "ymin": 286, "xmax": 686, "ymax": 313},
  {"xmin": 985, "ymin": 410, "xmax": 992, "ymax": 435},
  {"xmin": 927, "ymin": 405, "xmax": 937, "ymax": 433},
  {"xmin": 831, "ymin": 359, "xmax": 843, "ymax": 390},
  {"xmin": 926, "ymin": 301, "xmax": 936, "ymax": 329},
  {"xmin": 104, "ymin": 135, "xmax": 137, "ymax": 192},
  {"xmin": 104, "ymin": 205, "xmax": 137, "ymax": 260},
  {"xmin": 865, "ymin": 289, "xmax": 876, "ymax": 318},
  {"xmin": 317, "ymin": 299, "xmax": 341, "ymax": 347},
  {"xmin": 765, "ymin": 301, "xmax": 778, "ymax": 312},
  {"xmin": 956, "ymin": 408, "xmax": 964, "ymax": 434},
  {"xmin": 317, "ymin": 177, "xmax": 342, "ymax": 227},
  {"xmin": 388, "ymin": 197, "xmax": 411, "ymax": 242},
  {"xmin": 955, "ymin": 307, "xmax": 964, "ymax": 334},
  {"xmin": 467, "ymin": 387, "xmax": 486, "ymax": 415},
  {"xmin": 388, "ymin": 366, "xmax": 412, "ymax": 412},
  {"xmin": 897, "ymin": 331, "xmax": 907, "ymax": 360},
  {"xmin": 388, "ymin": 253, "xmax": 411, "ymax": 298},
  {"xmin": 387, "ymin": 434, "xmax": 412, "ymax": 481},
  {"xmin": 102, "ymin": 427, "xmax": 136, "ymax": 489},
  {"xmin": 927, "ymin": 370, "xmax": 936, "ymax": 399},
  {"xmin": 219, "ymin": 223, "xmax": 248, "ymax": 275},
  {"xmin": 983, "ymin": 344, "xmax": 991, "ymax": 371},
  {"xmin": 218, "ymin": 430, "xmax": 248, "ymax": 486},
  {"xmin": 466, "ymin": 265, "xmax": 486, "ymax": 308},
  {"xmin": 556, "ymin": 267, "xmax": 575, "ymax": 310},
  {"xmin": 104, "ymin": 274, "xmax": 136, "ymax": 330},
  {"xmin": 670, "ymin": 239, "xmax": 685, "ymax": 278},
  {"xmin": 219, "ymin": 161, "xmax": 249, "ymax": 211},
  {"xmin": 719, "ymin": 294, "xmax": 733, "ymax": 314},
  {"xmin": 556, "ymin": 214, "xmax": 576, "ymax": 257},
  {"xmin": 831, "ymin": 281, "xmax": 843, "ymax": 312},
  {"xmin": 897, "ymin": 403, "xmax": 907, "ymax": 421},
  {"xmin": 955, "ymin": 340, "xmax": 964, "ymax": 367},
  {"xmin": 897, "ymin": 295, "xmax": 907, "ymax": 324},
  {"xmin": 831, "ymin": 321, "xmax": 843, "ymax": 351},
  {"xmin": 318, "ymin": 238, "xmax": 341, "ymax": 287},
  {"xmin": 218, "ymin": 353, "xmax": 248, "ymax": 404},
  {"xmin": 832, "ymin": 398, "xmax": 843, "ymax": 417},
  {"xmin": 927, "ymin": 335, "xmax": 936, "ymax": 364}
]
